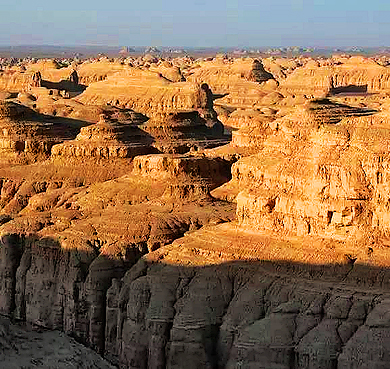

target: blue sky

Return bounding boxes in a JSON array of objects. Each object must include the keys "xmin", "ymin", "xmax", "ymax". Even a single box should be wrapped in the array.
[{"xmin": 0, "ymin": 0, "xmax": 388, "ymax": 47}]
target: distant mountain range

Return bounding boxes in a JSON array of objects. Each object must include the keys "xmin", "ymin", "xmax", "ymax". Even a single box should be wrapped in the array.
[{"xmin": 0, "ymin": 45, "xmax": 389, "ymax": 58}]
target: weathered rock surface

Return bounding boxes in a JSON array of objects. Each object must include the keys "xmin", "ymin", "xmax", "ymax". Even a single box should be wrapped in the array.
[
  {"xmin": 142, "ymin": 110, "xmax": 227, "ymax": 153},
  {"xmin": 0, "ymin": 142, "xmax": 235, "ymax": 364},
  {"xmin": 51, "ymin": 114, "xmax": 154, "ymax": 160},
  {"xmin": 105, "ymin": 248, "xmax": 390, "ymax": 369},
  {"xmin": 76, "ymin": 69, "xmax": 211, "ymax": 118},
  {"xmin": 280, "ymin": 55, "xmax": 390, "ymax": 97},
  {"xmin": 186, "ymin": 58, "xmax": 280, "ymax": 109},
  {"xmin": 0, "ymin": 100, "xmax": 87, "ymax": 163},
  {"xmin": 3, "ymin": 54, "xmax": 390, "ymax": 369}
]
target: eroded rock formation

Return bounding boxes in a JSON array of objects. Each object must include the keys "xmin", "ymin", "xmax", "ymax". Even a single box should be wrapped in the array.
[
  {"xmin": 142, "ymin": 110, "xmax": 227, "ymax": 153},
  {"xmin": 76, "ymin": 69, "xmax": 209, "ymax": 118},
  {"xmin": 0, "ymin": 99, "xmax": 86, "ymax": 163},
  {"xmin": 52, "ymin": 114, "xmax": 154, "ymax": 160},
  {"xmin": 1, "ymin": 54, "xmax": 390, "ymax": 368}
]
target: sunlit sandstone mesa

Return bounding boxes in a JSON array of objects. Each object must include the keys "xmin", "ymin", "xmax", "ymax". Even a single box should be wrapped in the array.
[
  {"xmin": 279, "ymin": 55, "xmax": 390, "ymax": 97},
  {"xmin": 51, "ymin": 113, "xmax": 154, "ymax": 160},
  {"xmin": 0, "ymin": 99, "xmax": 82, "ymax": 163},
  {"xmin": 76, "ymin": 68, "xmax": 211, "ymax": 117},
  {"xmin": 159, "ymin": 98, "xmax": 390, "ymax": 268}
]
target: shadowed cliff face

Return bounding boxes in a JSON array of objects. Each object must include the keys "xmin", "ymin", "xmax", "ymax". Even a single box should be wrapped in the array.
[
  {"xmin": 106, "ymin": 252, "xmax": 390, "ymax": 369},
  {"xmin": 0, "ymin": 233, "xmax": 134, "ymax": 354},
  {"xmin": 3, "ymin": 229, "xmax": 390, "ymax": 369},
  {"xmin": 0, "ymin": 152, "xmax": 235, "ymax": 360}
]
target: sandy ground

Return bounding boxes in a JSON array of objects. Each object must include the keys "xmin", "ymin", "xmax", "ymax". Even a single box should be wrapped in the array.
[{"xmin": 0, "ymin": 316, "xmax": 115, "ymax": 369}]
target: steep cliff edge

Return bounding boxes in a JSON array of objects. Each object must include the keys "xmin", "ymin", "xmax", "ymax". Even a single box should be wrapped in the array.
[
  {"xmin": 99, "ymin": 98, "xmax": 390, "ymax": 368},
  {"xmin": 107, "ymin": 251, "xmax": 390, "ymax": 369},
  {"xmin": 0, "ymin": 148, "xmax": 235, "ymax": 359}
]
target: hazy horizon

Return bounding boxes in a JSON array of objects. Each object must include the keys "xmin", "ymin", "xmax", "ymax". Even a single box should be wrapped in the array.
[{"xmin": 0, "ymin": 0, "xmax": 388, "ymax": 48}]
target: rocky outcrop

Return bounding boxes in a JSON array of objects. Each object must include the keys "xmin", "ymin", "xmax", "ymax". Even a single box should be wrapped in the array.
[
  {"xmin": 142, "ymin": 111, "xmax": 227, "ymax": 153},
  {"xmin": 0, "ymin": 69, "xmax": 39, "ymax": 92},
  {"xmin": 104, "ymin": 250, "xmax": 390, "ymax": 369},
  {"xmin": 249, "ymin": 59, "xmax": 275, "ymax": 83},
  {"xmin": 186, "ymin": 58, "xmax": 279, "ymax": 109},
  {"xmin": 230, "ymin": 99, "xmax": 390, "ymax": 250},
  {"xmin": 280, "ymin": 56, "xmax": 390, "ymax": 97},
  {"xmin": 0, "ymin": 100, "xmax": 86, "ymax": 163},
  {"xmin": 0, "ymin": 62, "xmax": 77, "ymax": 93},
  {"xmin": 77, "ymin": 60, "xmax": 133, "ymax": 85},
  {"xmin": 0, "ymin": 146, "xmax": 235, "ymax": 362},
  {"xmin": 185, "ymin": 58, "xmax": 272, "ymax": 93},
  {"xmin": 149, "ymin": 61, "xmax": 185, "ymax": 82},
  {"xmin": 51, "ymin": 114, "xmax": 154, "ymax": 160},
  {"xmin": 3, "ymin": 54, "xmax": 390, "ymax": 369},
  {"xmin": 76, "ymin": 69, "xmax": 211, "ymax": 118},
  {"xmin": 132, "ymin": 153, "xmax": 232, "ymax": 199}
]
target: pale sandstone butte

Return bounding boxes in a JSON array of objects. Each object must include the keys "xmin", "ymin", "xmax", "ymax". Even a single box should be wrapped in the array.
[
  {"xmin": 76, "ymin": 69, "xmax": 208, "ymax": 117},
  {"xmin": 141, "ymin": 110, "xmax": 227, "ymax": 153},
  {"xmin": 25, "ymin": 60, "xmax": 75, "ymax": 84},
  {"xmin": 0, "ymin": 100, "xmax": 86, "ymax": 163},
  {"xmin": 76, "ymin": 59, "xmax": 133, "ymax": 85},
  {"xmin": 280, "ymin": 56, "xmax": 390, "ymax": 96},
  {"xmin": 148, "ymin": 60, "xmax": 185, "ymax": 82},
  {"xmin": 0, "ymin": 61, "xmax": 81, "ymax": 93},
  {"xmin": 51, "ymin": 114, "xmax": 154, "ymax": 160},
  {"xmin": 0, "ymin": 69, "xmax": 39, "ymax": 92},
  {"xmin": 186, "ymin": 58, "xmax": 279, "ymax": 109}
]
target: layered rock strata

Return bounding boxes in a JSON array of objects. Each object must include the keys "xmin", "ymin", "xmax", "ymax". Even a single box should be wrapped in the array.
[
  {"xmin": 280, "ymin": 56, "xmax": 390, "ymax": 97},
  {"xmin": 3, "ymin": 55, "xmax": 390, "ymax": 369},
  {"xmin": 76, "ymin": 69, "xmax": 212, "ymax": 118},
  {"xmin": 0, "ymin": 146, "xmax": 235, "ymax": 360},
  {"xmin": 186, "ymin": 58, "xmax": 279, "ymax": 109},
  {"xmin": 231, "ymin": 99, "xmax": 390, "ymax": 247},
  {"xmin": 142, "ymin": 111, "xmax": 227, "ymax": 153},
  {"xmin": 0, "ymin": 69, "xmax": 40, "ymax": 92},
  {"xmin": 106, "ymin": 252, "xmax": 390, "ymax": 369},
  {"xmin": 51, "ymin": 114, "xmax": 154, "ymax": 160},
  {"xmin": 0, "ymin": 100, "xmax": 85, "ymax": 162}
]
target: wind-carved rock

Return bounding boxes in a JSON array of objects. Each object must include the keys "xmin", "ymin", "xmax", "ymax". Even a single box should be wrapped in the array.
[
  {"xmin": 149, "ymin": 61, "xmax": 185, "ymax": 82},
  {"xmin": 249, "ymin": 59, "xmax": 275, "ymax": 84},
  {"xmin": 68, "ymin": 69, "xmax": 79, "ymax": 85},
  {"xmin": 30, "ymin": 71, "xmax": 42, "ymax": 88},
  {"xmin": 4, "ymin": 56, "xmax": 390, "ymax": 369},
  {"xmin": 280, "ymin": 56, "xmax": 390, "ymax": 97},
  {"xmin": 186, "ymin": 57, "xmax": 279, "ymax": 109},
  {"xmin": 76, "ymin": 69, "xmax": 212, "ymax": 118},
  {"xmin": 141, "ymin": 110, "xmax": 227, "ymax": 153},
  {"xmin": 0, "ymin": 100, "xmax": 81, "ymax": 162},
  {"xmin": 51, "ymin": 113, "xmax": 155, "ymax": 160}
]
